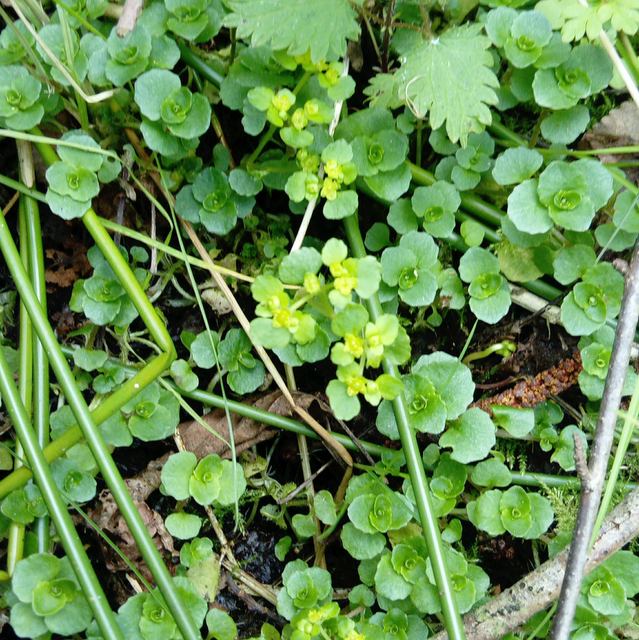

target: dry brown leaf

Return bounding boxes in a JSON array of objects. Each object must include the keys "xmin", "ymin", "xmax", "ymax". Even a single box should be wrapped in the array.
[
  {"xmin": 45, "ymin": 245, "xmax": 90, "ymax": 288},
  {"xmin": 179, "ymin": 390, "xmax": 318, "ymax": 458},
  {"xmin": 86, "ymin": 457, "xmax": 175, "ymax": 578}
]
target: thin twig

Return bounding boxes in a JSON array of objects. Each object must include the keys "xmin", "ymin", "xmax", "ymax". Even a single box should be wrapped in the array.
[
  {"xmin": 116, "ymin": 0, "xmax": 144, "ymax": 35},
  {"xmin": 277, "ymin": 460, "xmax": 332, "ymax": 505},
  {"xmin": 431, "ymin": 484, "xmax": 639, "ymax": 640},
  {"xmin": 550, "ymin": 240, "xmax": 639, "ymax": 640}
]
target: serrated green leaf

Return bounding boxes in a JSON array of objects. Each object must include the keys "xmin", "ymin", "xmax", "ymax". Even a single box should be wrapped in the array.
[
  {"xmin": 393, "ymin": 24, "xmax": 499, "ymax": 144},
  {"xmin": 224, "ymin": 0, "xmax": 360, "ymax": 62}
]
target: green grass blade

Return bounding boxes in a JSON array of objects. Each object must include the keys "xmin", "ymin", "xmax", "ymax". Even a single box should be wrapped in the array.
[{"xmin": 0, "ymin": 340, "xmax": 123, "ymax": 639}]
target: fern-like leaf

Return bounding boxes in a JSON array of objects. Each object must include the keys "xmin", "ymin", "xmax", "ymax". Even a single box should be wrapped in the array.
[{"xmin": 224, "ymin": 0, "xmax": 361, "ymax": 63}]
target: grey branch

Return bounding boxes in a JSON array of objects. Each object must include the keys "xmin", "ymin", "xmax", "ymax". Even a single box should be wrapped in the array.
[
  {"xmin": 431, "ymin": 483, "xmax": 639, "ymax": 640},
  {"xmin": 551, "ymin": 240, "xmax": 639, "ymax": 640}
]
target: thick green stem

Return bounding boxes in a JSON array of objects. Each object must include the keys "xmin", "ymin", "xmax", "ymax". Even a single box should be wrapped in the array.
[
  {"xmin": 343, "ymin": 213, "xmax": 467, "ymax": 640},
  {"xmin": 7, "ymin": 200, "xmax": 32, "ymax": 575},
  {"xmin": 19, "ymin": 138, "xmax": 51, "ymax": 551},
  {"xmin": 0, "ymin": 351, "xmax": 172, "ymax": 498},
  {"xmin": 178, "ymin": 41, "xmax": 225, "ymax": 87},
  {"xmin": 0, "ymin": 342, "xmax": 123, "ymax": 639},
  {"xmin": 0, "ymin": 218, "xmax": 199, "ymax": 640}
]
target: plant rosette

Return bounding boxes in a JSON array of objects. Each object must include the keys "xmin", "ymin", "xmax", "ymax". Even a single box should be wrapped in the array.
[
  {"xmin": 507, "ymin": 159, "xmax": 613, "ymax": 235},
  {"xmin": 9, "ymin": 553, "xmax": 93, "ymax": 637},
  {"xmin": 161, "ymin": 450, "xmax": 247, "ymax": 507},
  {"xmin": 0, "ymin": 64, "xmax": 44, "ymax": 130},
  {"xmin": 381, "ymin": 231, "xmax": 441, "ymax": 306},
  {"xmin": 134, "ymin": 69, "xmax": 211, "ymax": 158},
  {"xmin": 560, "ymin": 262, "xmax": 624, "ymax": 336},
  {"xmin": 467, "ymin": 485, "xmax": 554, "ymax": 539},
  {"xmin": 45, "ymin": 131, "xmax": 121, "ymax": 220},
  {"xmin": 458, "ymin": 247, "xmax": 511, "ymax": 323},
  {"xmin": 69, "ymin": 245, "xmax": 146, "ymax": 329},
  {"xmin": 175, "ymin": 166, "xmax": 254, "ymax": 235}
]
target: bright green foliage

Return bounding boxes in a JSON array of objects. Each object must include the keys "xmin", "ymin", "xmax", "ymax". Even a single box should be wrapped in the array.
[
  {"xmin": 165, "ymin": 0, "xmax": 224, "ymax": 41},
  {"xmin": 70, "ymin": 245, "xmax": 145, "ymax": 329},
  {"xmin": 45, "ymin": 131, "xmax": 120, "ymax": 220},
  {"xmin": 206, "ymin": 608, "xmax": 238, "ymax": 640},
  {"xmin": 491, "ymin": 406, "xmax": 535, "ymax": 438},
  {"xmin": 532, "ymin": 44, "xmax": 612, "ymax": 110},
  {"xmin": 507, "ymin": 159, "xmax": 612, "ymax": 234},
  {"xmin": 540, "ymin": 105, "xmax": 590, "ymax": 144},
  {"xmin": 248, "ymin": 87, "xmax": 297, "ymax": 127},
  {"xmin": 189, "ymin": 330, "xmax": 221, "ymax": 369},
  {"xmin": 134, "ymin": 69, "xmax": 211, "ymax": 156},
  {"xmin": 286, "ymin": 140, "xmax": 359, "ymax": 218},
  {"xmin": 218, "ymin": 328, "xmax": 266, "ymax": 394},
  {"xmin": 361, "ymin": 607, "xmax": 428, "ymax": 640},
  {"xmin": 276, "ymin": 561, "xmax": 333, "ymax": 620},
  {"xmin": 175, "ymin": 167, "xmax": 249, "ymax": 234},
  {"xmin": 249, "ymin": 238, "xmax": 392, "ymax": 411},
  {"xmin": 388, "ymin": 24, "xmax": 499, "ymax": 144},
  {"xmin": 550, "ymin": 425, "xmax": 588, "ymax": 471},
  {"xmin": 0, "ymin": 65, "xmax": 43, "ymax": 130},
  {"xmin": 486, "ymin": 9, "xmax": 553, "ymax": 68},
  {"xmin": 10, "ymin": 554, "xmax": 92, "ymax": 637},
  {"xmin": 346, "ymin": 476, "xmax": 412, "ymax": 536},
  {"xmin": 439, "ymin": 408, "xmax": 496, "ymax": 463},
  {"xmin": 250, "ymin": 275, "xmax": 317, "ymax": 348},
  {"xmin": 322, "ymin": 239, "xmax": 381, "ymax": 306},
  {"xmin": 560, "ymin": 262, "xmax": 624, "ymax": 336},
  {"xmin": 377, "ymin": 351, "xmax": 474, "ymax": 439},
  {"xmin": 105, "ymin": 25, "xmax": 153, "ymax": 86},
  {"xmin": 224, "ymin": 0, "xmax": 361, "ymax": 63},
  {"xmin": 408, "ymin": 181, "xmax": 461, "ymax": 238},
  {"xmin": 409, "ymin": 546, "xmax": 489, "ymax": 615},
  {"xmin": 117, "ymin": 576, "xmax": 207, "ymax": 639},
  {"xmin": 381, "ymin": 231, "xmax": 440, "ymax": 306},
  {"xmin": 468, "ymin": 486, "xmax": 554, "ymax": 539},
  {"xmin": 459, "ymin": 247, "xmax": 511, "ymax": 323},
  {"xmin": 430, "ymin": 454, "xmax": 468, "ymax": 516},
  {"xmin": 121, "ymin": 381, "xmax": 180, "ymax": 441},
  {"xmin": 351, "ymin": 129, "xmax": 409, "ymax": 177},
  {"xmin": 438, "ymin": 131, "xmax": 495, "ymax": 191},
  {"xmin": 492, "ymin": 147, "xmax": 543, "ymax": 185},
  {"xmin": 321, "ymin": 140, "xmax": 358, "ymax": 219},
  {"xmin": 1, "ymin": 482, "xmax": 47, "ymax": 525},
  {"xmin": 165, "ymin": 512, "xmax": 202, "ymax": 539},
  {"xmin": 170, "ymin": 359, "xmax": 199, "ymax": 392},
  {"xmin": 537, "ymin": 0, "xmax": 639, "ymax": 40},
  {"xmin": 51, "ymin": 458, "xmax": 97, "ymax": 503},
  {"xmin": 161, "ymin": 450, "xmax": 247, "ymax": 506},
  {"xmin": 0, "ymin": 21, "xmax": 34, "ymax": 65},
  {"xmin": 470, "ymin": 457, "xmax": 512, "ymax": 489},
  {"xmin": 578, "ymin": 327, "xmax": 637, "ymax": 400}
]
